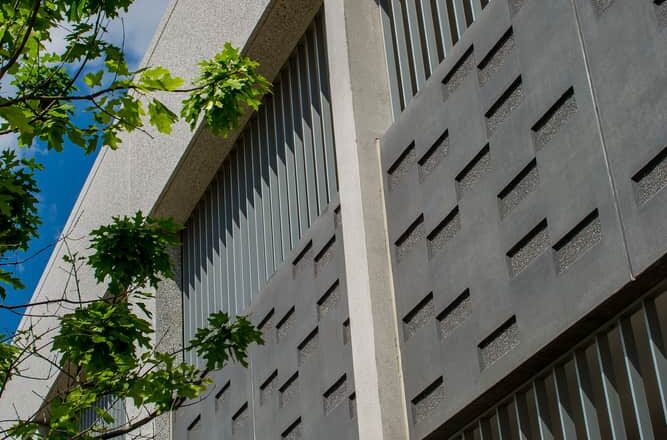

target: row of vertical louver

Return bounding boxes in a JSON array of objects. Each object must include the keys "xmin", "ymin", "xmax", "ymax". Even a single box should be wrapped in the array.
[
  {"xmin": 450, "ymin": 290, "xmax": 667, "ymax": 439},
  {"xmin": 380, "ymin": 0, "xmax": 490, "ymax": 117},
  {"xmin": 182, "ymin": 12, "xmax": 337, "ymax": 366}
]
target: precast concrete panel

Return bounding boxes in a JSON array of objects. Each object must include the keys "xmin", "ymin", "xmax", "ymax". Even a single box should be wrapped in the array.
[{"xmin": 379, "ymin": 0, "xmax": 667, "ymax": 438}]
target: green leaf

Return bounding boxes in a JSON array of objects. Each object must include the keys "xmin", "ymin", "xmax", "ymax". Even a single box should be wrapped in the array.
[
  {"xmin": 139, "ymin": 67, "xmax": 184, "ymax": 92},
  {"xmin": 84, "ymin": 70, "xmax": 104, "ymax": 88},
  {"xmin": 148, "ymin": 99, "xmax": 177, "ymax": 134},
  {"xmin": 0, "ymin": 107, "xmax": 33, "ymax": 134}
]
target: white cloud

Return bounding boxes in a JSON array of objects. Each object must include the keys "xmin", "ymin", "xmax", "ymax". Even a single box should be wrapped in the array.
[
  {"xmin": 105, "ymin": 0, "xmax": 169, "ymax": 66},
  {"xmin": 43, "ymin": 0, "xmax": 168, "ymax": 67}
]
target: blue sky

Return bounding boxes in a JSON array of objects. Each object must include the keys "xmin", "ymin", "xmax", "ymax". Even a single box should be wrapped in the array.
[{"xmin": 0, "ymin": 0, "xmax": 169, "ymax": 335}]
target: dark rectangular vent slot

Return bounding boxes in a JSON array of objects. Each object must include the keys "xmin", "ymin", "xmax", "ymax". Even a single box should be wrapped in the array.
[
  {"xmin": 427, "ymin": 206, "xmax": 461, "ymax": 256},
  {"xmin": 456, "ymin": 144, "xmax": 491, "ymax": 198},
  {"xmin": 231, "ymin": 402, "xmax": 248, "ymax": 434},
  {"xmin": 632, "ymin": 146, "xmax": 667, "ymax": 205},
  {"xmin": 282, "ymin": 418, "xmax": 302, "ymax": 440},
  {"xmin": 403, "ymin": 292, "xmax": 435, "ymax": 340},
  {"xmin": 419, "ymin": 130, "xmax": 449, "ymax": 178},
  {"xmin": 292, "ymin": 240, "xmax": 313, "ymax": 266},
  {"xmin": 437, "ymin": 289, "xmax": 472, "ymax": 339},
  {"xmin": 553, "ymin": 210, "xmax": 602, "ymax": 274},
  {"xmin": 280, "ymin": 373, "xmax": 299, "ymax": 408},
  {"xmin": 507, "ymin": 220, "xmax": 550, "ymax": 277},
  {"xmin": 396, "ymin": 214, "xmax": 425, "ymax": 260},
  {"xmin": 277, "ymin": 307, "xmax": 296, "ymax": 342},
  {"xmin": 412, "ymin": 377, "xmax": 445, "ymax": 424},
  {"xmin": 315, "ymin": 236, "xmax": 336, "ymax": 275},
  {"xmin": 388, "ymin": 142, "xmax": 416, "ymax": 189},
  {"xmin": 260, "ymin": 370, "xmax": 278, "ymax": 404},
  {"xmin": 324, "ymin": 374, "xmax": 348, "ymax": 414},
  {"xmin": 479, "ymin": 316, "xmax": 519, "ymax": 369},
  {"xmin": 498, "ymin": 159, "xmax": 539, "ymax": 218},
  {"xmin": 532, "ymin": 87, "xmax": 578, "ymax": 150},
  {"xmin": 298, "ymin": 327, "xmax": 319, "ymax": 365},
  {"xmin": 215, "ymin": 380, "xmax": 231, "ymax": 400},
  {"xmin": 187, "ymin": 415, "xmax": 201, "ymax": 432},
  {"xmin": 443, "ymin": 46, "xmax": 474, "ymax": 94},
  {"xmin": 318, "ymin": 280, "xmax": 340, "ymax": 319},
  {"xmin": 486, "ymin": 76, "xmax": 524, "ymax": 135},
  {"xmin": 478, "ymin": 28, "xmax": 514, "ymax": 86},
  {"xmin": 258, "ymin": 309, "xmax": 275, "ymax": 341}
]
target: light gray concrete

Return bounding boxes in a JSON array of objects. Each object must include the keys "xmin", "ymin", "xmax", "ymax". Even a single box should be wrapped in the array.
[
  {"xmin": 323, "ymin": 0, "xmax": 409, "ymax": 438},
  {"xmin": 0, "ymin": 0, "xmax": 277, "ymax": 430}
]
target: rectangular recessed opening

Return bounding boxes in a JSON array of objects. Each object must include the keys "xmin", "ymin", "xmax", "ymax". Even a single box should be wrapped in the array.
[
  {"xmin": 260, "ymin": 370, "xmax": 278, "ymax": 405},
  {"xmin": 553, "ymin": 210, "xmax": 601, "ymax": 274},
  {"xmin": 486, "ymin": 76, "xmax": 524, "ymax": 135},
  {"xmin": 498, "ymin": 159, "xmax": 539, "ymax": 218},
  {"xmin": 437, "ymin": 289, "xmax": 472, "ymax": 339},
  {"xmin": 455, "ymin": 144, "xmax": 491, "ymax": 198},
  {"xmin": 388, "ymin": 142, "xmax": 416, "ymax": 189},
  {"xmin": 632, "ymin": 146, "xmax": 667, "ymax": 205},
  {"xmin": 215, "ymin": 380, "xmax": 231, "ymax": 401},
  {"xmin": 187, "ymin": 415, "xmax": 201, "ymax": 432},
  {"xmin": 419, "ymin": 130, "xmax": 449, "ymax": 178},
  {"xmin": 349, "ymin": 393, "xmax": 357, "ymax": 419},
  {"xmin": 279, "ymin": 373, "xmax": 299, "ymax": 408},
  {"xmin": 427, "ymin": 206, "xmax": 461, "ymax": 256},
  {"xmin": 315, "ymin": 236, "xmax": 336, "ymax": 262},
  {"xmin": 531, "ymin": 87, "xmax": 577, "ymax": 150},
  {"xmin": 478, "ymin": 28, "xmax": 514, "ymax": 86},
  {"xmin": 323, "ymin": 374, "xmax": 347, "ymax": 414},
  {"xmin": 277, "ymin": 307, "xmax": 295, "ymax": 342},
  {"xmin": 231, "ymin": 402, "xmax": 248, "ymax": 434},
  {"xmin": 479, "ymin": 316, "xmax": 519, "ymax": 369},
  {"xmin": 298, "ymin": 327, "xmax": 319, "ymax": 365},
  {"xmin": 507, "ymin": 219, "xmax": 550, "ymax": 277},
  {"xmin": 412, "ymin": 377, "xmax": 445, "ymax": 424},
  {"xmin": 282, "ymin": 417, "xmax": 302, "ymax": 440},
  {"xmin": 315, "ymin": 236, "xmax": 336, "ymax": 274},
  {"xmin": 395, "ymin": 214, "xmax": 425, "ymax": 260},
  {"xmin": 442, "ymin": 46, "xmax": 474, "ymax": 94},
  {"xmin": 403, "ymin": 292, "xmax": 435, "ymax": 340},
  {"xmin": 318, "ymin": 280, "xmax": 340, "ymax": 319},
  {"xmin": 258, "ymin": 309, "xmax": 275, "ymax": 341},
  {"xmin": 292, "ymin": 240, "xmax": 313, "ymax": 266}
]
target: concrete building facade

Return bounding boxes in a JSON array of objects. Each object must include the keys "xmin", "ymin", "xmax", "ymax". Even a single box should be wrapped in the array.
[{"xmin": 2, "ymin": 0, "xmax": 667, "ymax": 439}]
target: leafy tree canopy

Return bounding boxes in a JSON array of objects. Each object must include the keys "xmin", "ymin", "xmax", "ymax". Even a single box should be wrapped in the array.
[{"xmin": 0, "ymin": 1, "xmax": 269, "ymax": 438}]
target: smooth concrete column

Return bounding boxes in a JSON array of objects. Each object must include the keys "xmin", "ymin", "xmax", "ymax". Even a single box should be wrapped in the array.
[{"xmin": 323, "ymin": 1, "xmax": 409, "ymax": 439}]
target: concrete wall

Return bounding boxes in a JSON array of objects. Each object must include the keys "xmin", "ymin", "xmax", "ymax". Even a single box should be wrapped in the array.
[
  {"xmin": 4, "ymin": 0, "xmax": 667, "ymax": 439},
  {"xmin": 0, "ymin": 0, "xmax": 273, "ymax": 428},
  {"xmin": 379, "ymin": 0, "xmax": 667, "ymax": 437}
]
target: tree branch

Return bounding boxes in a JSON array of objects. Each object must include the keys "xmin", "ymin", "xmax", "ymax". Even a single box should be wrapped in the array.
[{"xmin": 0, "ymin": 0, "xmax": 42, "ymax": 81}]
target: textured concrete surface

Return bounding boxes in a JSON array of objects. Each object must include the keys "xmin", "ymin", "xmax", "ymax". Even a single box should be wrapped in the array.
[
  {"xmin": 379, "ymin": 0, "xmax": 665, "ymax": 438},
  {"xmin": 323, "ymin": 0, "xmax": 410, "ymax": 438}
]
